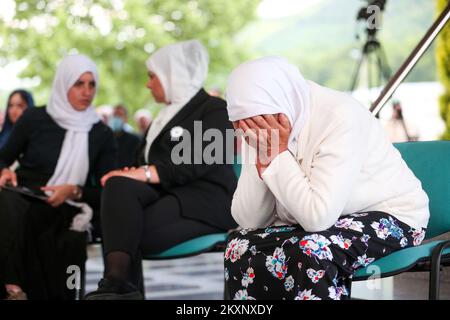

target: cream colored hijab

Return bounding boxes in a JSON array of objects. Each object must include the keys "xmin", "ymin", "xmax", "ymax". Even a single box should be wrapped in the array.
[
  {"xmin": 226, "ymin": 56, "xmax": 310, "ymax": 153},
  {"xmin": 144, "ymin": 40, "xmax": 209, "ymax": 161},
  {"xmin": 46, "ymin": 54, "xmax": 100, "ymax": 186}
]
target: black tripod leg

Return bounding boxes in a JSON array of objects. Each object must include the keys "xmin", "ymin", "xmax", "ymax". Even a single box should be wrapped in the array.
[
  {"xmin": 350, "ymin": 50, "xmax": 365, "ymax": 91},
  {"xmin": 378, "ymin": 46, "xmax": 392, "ymax": 80}
]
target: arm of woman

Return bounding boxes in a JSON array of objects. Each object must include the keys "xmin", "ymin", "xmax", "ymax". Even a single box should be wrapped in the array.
[
  {"xmin": 261, "ymin": 113, "xmax": 367, "ymax": 232},
  {"xmin": 230, "ymin": 139, "xmax": 277, "ymax": 228},
  {"xmin": 100, "ymin": 165, "xmax": 160, "ymax": 187},
  {"xmin": 41, "ymin": 184, "xmax": 83, "ymax": 207},
  {"xmin": 37, "ymin": 127, "xmax": 119, "ymax": 208},
  {"xmin": 0, "ymin": 168, "xmax": 18, "ymax": 187},
  {"xmin": 98, "ymin": 125, "xmax": 161, "ymax": 187}
]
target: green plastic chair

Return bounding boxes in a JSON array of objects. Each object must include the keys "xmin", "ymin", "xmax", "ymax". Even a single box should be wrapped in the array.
[
  {"xmin": 144, "ymin": 233, "xmax": 229, "ymax": 260},
  {"xmin": 352, "ymin": 141, "xmax": 450, "ymax": 300}
]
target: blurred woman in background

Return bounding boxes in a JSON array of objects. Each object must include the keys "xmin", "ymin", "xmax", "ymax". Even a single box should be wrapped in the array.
[{"xmin": 0, "ymin": 89, "xmax": 35, "ymax": 149}]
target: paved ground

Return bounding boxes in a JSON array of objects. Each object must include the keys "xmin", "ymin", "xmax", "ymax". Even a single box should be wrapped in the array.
[
  {"xmin": 85, "ymin": 246, "xmax": 225, "ymax": 300},
  {"xmin": 85, "ymin": 245, "xmax": 450, "ymax": 300}
]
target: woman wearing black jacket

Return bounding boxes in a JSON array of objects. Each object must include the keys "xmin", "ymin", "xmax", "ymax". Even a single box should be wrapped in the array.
[
  {"xmin": 85, "ymin": 40, "xmax": 237, "ymax": 300},
  {"xmin": 0, "ymin": 54, "xmax": 117, "ymax": 300}
]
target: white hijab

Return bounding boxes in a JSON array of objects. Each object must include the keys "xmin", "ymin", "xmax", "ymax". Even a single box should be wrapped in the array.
[
  {"xmin": 144, "ymin": 40, "xmax": 209, "ymax": 161},
  {"xmin": 225, "ymin": 56, "xmax": 310, "ymax": 153},
  {"xmin": 46, "ymin": 54, "xmax": 100, "ymax": 187}
]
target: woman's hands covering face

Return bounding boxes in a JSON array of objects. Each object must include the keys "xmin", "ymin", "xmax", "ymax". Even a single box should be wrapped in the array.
[{"xmin": 236, "ymin": 113, "xmax": 292, "ymax": 177}]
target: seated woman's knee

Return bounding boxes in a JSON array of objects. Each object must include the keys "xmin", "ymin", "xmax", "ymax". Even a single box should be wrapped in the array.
[{"xmin": 104, "ymin": 175, "xmax": 136, "ymax": 193}]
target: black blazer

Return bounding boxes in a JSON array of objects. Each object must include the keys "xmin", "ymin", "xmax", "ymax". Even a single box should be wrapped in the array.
[
  {"xmin": 0, "ymin": 107, "xmax": 118, "ymax": 210},
  {"xmin": 136, "ymin": 89, "xmax": 238, "ymax": 230}
]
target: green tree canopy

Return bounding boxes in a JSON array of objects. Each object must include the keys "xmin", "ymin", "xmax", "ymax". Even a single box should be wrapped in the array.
[
  {"xmin": 436, "ymin": 0, "xmax": 450, "ymax": 139},
  {"xmin": 0, "ymin": 0, "xmax": 259, "ymax": 116}
]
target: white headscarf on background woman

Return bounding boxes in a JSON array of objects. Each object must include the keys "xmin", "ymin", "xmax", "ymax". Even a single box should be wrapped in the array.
[
  {"xmin": 46, "ymin": 54, "xmax": 101, "ymax": 232},
  {"xmin": 144, "ymin": 39, "xmax": 209, "ymax": 161},
  {"xmin": 46, "ymin": 54, "xmax": 100, "ymax": 186},
  {"xmin": 225, "ymin": 56, "xmax": 310, "ymax": 153}
]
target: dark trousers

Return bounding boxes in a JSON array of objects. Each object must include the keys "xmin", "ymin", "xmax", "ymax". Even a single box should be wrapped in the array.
[
  {"xmin": 100, "ymin": 176, "xmax": 223, "ymax": 283},
  {"xmin": 0, "ymin": 189, "xmax": 86, "ymax": 300}
]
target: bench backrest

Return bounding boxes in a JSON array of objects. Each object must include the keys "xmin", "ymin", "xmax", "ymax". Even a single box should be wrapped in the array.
[{"xmin": 394, "ymin": 141, "xmax": 450, "ymax": 239}]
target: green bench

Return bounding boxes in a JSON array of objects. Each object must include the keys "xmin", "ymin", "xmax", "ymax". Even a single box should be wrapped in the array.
[{"xmin": 351, "ymin": 141, "xmax": 450, "ymax": 299}]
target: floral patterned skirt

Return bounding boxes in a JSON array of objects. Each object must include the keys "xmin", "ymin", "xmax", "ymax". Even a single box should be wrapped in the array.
[{"xmin": 224, "ymin": 211, "xmax": 426, "ymax": 300}]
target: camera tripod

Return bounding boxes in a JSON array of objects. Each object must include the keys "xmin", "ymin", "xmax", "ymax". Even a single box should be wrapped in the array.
[
  {"xmin": 350, "ymin": 31, "xmax": 413, "ymax": 140},
  {"xmin": 349, "ymin": 34, "xmax": 392, "ymax": 92}
]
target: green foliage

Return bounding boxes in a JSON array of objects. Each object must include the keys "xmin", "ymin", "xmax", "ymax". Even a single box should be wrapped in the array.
[
  {"xmin": 436, "ymin": 0, "xmax": 450, "ymax": 139},
  {"xmin": 0, "ymin": 0, "xmax": 259, "ymax": 116}
]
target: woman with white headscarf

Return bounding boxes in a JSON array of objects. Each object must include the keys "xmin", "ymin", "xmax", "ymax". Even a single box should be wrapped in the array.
[
  {"xmin": 85, "ymin": 40, "xmax": 237, "ymax": 300},
  {"xmin": 0, "ymin": 54, "xmax": 117, "ymax": 300},
  {"xmin": 223, "ymin": 56, "xmax": 429, "ymax": 300}
]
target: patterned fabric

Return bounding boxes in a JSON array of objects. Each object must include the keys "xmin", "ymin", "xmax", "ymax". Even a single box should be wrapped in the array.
[{"xmin": 224, "ymin": 211, "xmax": 426, "ymax": 300}]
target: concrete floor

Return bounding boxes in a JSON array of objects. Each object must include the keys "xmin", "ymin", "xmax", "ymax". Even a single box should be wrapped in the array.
[
  {"xmin": 351, "ymin": 272, "xmax": 450, "ymax": 300},
  {"xmin": 86, "ymin": 245, "xmax": 450, "ymax": 300}
]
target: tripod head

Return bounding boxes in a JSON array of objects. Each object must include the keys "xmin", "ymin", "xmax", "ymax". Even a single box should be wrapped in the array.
[
  {"xmin": 362, "ymin": 39, "xmax": 381, "ymax": 55},
  {"xmin": 356, "ymin": 0, "xmax": 387, "ymax": 38}
]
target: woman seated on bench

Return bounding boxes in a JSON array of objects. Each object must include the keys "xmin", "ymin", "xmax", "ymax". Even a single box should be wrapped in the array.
[
  {"xmin": 223, "ymin": 56, "xmax": 430, "ymax": 300},
  {"xmin": 85, "ymin": 40, "xmax": 237, "ymax": 300},
  {"xmin": 0, "ymin": 54, "xmax": 116, "ymax": 300}
]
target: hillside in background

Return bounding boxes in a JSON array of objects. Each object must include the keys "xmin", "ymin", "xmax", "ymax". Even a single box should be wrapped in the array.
[{"xmin": 237, "ymin": 0, "xmax": 437, "ymax": 91}]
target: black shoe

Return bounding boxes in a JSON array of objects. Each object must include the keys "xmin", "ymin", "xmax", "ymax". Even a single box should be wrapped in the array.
[{"xmin": 84, "ymin": 276, "xmax": 144, "ymax": 300}]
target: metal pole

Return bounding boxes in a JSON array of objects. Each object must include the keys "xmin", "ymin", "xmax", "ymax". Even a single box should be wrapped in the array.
[{"xmin": 370, "ymin": 2, "xmax": 450, "ymax": 116}]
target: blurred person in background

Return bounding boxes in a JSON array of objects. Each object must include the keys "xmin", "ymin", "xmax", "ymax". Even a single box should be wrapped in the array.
[
  {"xmin": 109, "ymin": 104, "xmax": 141, "ymax": 167},
  {"xmin": 133, "ymin": 108, "xmax": 153, "ymax": 137},
  {"xmin": 0, "ymin": 89, "xmax": 35, "ymax": 149},
  {"xmin": 0, "ymin": 110, "xmax": 4, "ymax": 129},
  {"xmin": 96, "ymin": 105, "xmax": 113, "ymax": 125},
  {"xmin": 385, "ymin": 100, "xmax": 419, "ymax": 143},
  {"xmin": 208, "ymin": 87, "xmax": 223, "ymax": 98}
]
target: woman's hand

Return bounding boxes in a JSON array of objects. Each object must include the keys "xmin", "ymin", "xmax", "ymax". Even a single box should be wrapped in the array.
[
  {"xmin": 238, "ymin": 114, "xmax": 291, "ymax": 177},
  {"xmin": 0, "ymin": 168, "xmax": 18, "ymax": 187},
  {"xmin": 100, "ymin": 166, "xmax": 160, "ymax": 187},
  {"xmin": 41, "ymin": 184, "xmax": 79, "ymax": 207}
]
